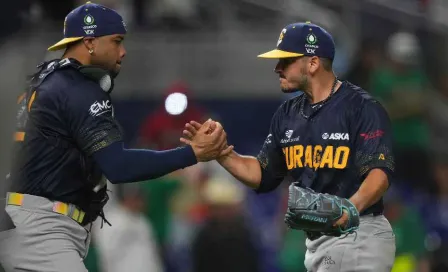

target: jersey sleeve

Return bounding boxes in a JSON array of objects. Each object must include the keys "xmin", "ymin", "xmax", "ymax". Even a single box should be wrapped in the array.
[
  {"xmin": 256, "ymin": 109, "xmax": 288, "ymax": 193},
  {"xmin": 65, "ymin": 82, "xmax": 123, "ymax": 156},
  {"xmin": 353, "ymin": 101, "xmax": 395, "ymax": 180}
]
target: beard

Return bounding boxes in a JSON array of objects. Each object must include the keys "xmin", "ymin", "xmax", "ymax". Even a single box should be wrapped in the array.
[
  {"xmin": 91, "ymin": 58, "xmax": 120, "ymax": 79},
  {"xmin": 110, "ymin": 68, "xmax": 119, "ymax": 79},
  {"xmin": 296, "ymin": 74, "xmax": 309, "ymax": 92},
  {"xmin": 281, "ymin": 87, "xmax": 300, "ymax": 93},
  {"xmin": 107, "ymin": 63, "xmax": 121, "ymax": 79},
  {"xmin": 281, "ymin": 71, "xmax": 309, "ymax": 94}
]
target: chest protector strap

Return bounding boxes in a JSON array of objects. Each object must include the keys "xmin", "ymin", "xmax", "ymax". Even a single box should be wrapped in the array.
[{"xmin": 31, "ymin": 58, "xmax": 114, "ymax": 93}]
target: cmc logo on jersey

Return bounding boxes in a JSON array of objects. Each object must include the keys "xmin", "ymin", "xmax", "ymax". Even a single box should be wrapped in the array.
[
  {"xmin": 282, "ymin": 145, "xmax": 350, "ymax": 170},
  {"xmin": 89, "ymin": 100, "xmax": 112, "ymax": 116}
]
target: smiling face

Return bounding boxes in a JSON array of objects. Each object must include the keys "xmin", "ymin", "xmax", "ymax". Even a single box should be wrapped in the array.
[{"xmin": 88, "ymin": 34, "xmax": 126, "ymax": 78}]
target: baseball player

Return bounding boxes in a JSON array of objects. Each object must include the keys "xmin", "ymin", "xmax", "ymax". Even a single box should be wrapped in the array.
[
  {"xmin": 182, "ymin": 22, "xmax": 396, "ymax": 271},
  {"xmin": 0, "ymin": 2, "xmax": 231, "ymax": 272}
]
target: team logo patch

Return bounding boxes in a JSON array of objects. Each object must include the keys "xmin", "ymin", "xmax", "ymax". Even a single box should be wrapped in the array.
[
  {"xmin": 306, "ymin": 33, "xmax": 317, "ymax": 45},
  {"xmin": 277, "ymin": 28, "xmax": 287, "ymax": 46},
  {"xmin": 83, "ymin": 15, "xmax": 97, "ymax": 35},
  {"xmin": 305, "ymin": 30, "xmax": 319, "ymax": 54},
  {"xmin": 84, "ymin": 15, "xmax": 95, "ymax": 25}
]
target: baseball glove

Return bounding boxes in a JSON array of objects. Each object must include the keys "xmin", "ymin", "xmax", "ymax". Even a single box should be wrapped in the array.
[{"xmin": 284, "ymin": 182, "xmax": 359, "ymax": 237}]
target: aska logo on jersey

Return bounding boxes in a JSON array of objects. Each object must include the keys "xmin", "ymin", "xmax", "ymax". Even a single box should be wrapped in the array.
[
  {"xmin": 89, "ymin": 100, "xmax": 112, "ymax": 116},
  {"xmin": 322, "ymin": 133, "xmax": 349, "ymax": 141}
]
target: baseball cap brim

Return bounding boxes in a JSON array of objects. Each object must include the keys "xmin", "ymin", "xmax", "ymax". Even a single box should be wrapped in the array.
[
  {"xmin": 47, "ymin": 37, "xmax": 84, "ymax": 51},
  {"xmin": 257, "ymin": 49, "xmax": 304, "ymax": 58}
]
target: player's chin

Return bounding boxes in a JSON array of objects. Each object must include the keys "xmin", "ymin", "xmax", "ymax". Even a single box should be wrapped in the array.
[
  {"xmin": 280, "ymin": 87, "xmax": 300, "ymax": 93},
  {"xmin": 111, "ymin": 66, "xmax": 121, "ymax": 78},
  {"xmin": 279, "ymin": 80, "xmax": 297, "ymax": 93}
]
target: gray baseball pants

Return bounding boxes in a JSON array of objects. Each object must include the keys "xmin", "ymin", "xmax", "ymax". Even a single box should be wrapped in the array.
[
  {"xmin": 0, "ymin": 194, "xmax": 91, "ymax": 272},
  {"xmin": 304, "ymin": 214, "xmax": 396, "ymax": 272}
]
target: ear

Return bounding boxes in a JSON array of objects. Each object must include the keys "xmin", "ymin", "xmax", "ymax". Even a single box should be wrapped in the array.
[
  {"xmin": 82, "ymin": 37, "xmax": 97, "ymax": 52},
  {"xmin": 308, "ymin": 56, "xmax": 320, "ymax": 74}
]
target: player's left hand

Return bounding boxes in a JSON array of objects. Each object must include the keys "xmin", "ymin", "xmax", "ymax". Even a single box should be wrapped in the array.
[
  {"xmin": 333, "ymin": 210, "xmax": 349, "ymax": 229},
  {"xmin": 285, "ymin": 183, "xmax": 360, "ymax": 237},
  {"xmin": 181, "ymin": 120, "xmax": 233, "ymax": 158}
]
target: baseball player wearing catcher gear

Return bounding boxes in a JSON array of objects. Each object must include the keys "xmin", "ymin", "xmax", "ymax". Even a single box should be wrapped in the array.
[
  {"xmin": 0, "ymin": 2, "xmax": 231, "ymax": 272},
  {"xmin": 182, "ymin": 22, "xmax": 396, "ymax": 272}
]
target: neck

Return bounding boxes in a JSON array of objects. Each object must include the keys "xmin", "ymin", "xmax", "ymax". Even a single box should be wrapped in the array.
[
  {"xmin": 307, "ymin": 72, "xmax": 340, "ymax": 104},
  {"xmin": 62, "ymin": 49, "xmax": 90, "ymax": 66}
]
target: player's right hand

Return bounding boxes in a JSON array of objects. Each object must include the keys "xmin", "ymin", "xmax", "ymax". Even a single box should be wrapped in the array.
[
  {"xmin": 182, "ymin": 120, "xmax": 209, "ymax": 138},
  {"xmin": 180, "ymin": 119, "xmax": 233, "ymax": 162}
]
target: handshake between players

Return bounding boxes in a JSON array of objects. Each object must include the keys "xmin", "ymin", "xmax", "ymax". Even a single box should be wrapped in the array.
[{"xmin": 183, "ymin": 119, "xmax": 234, "ymax": 162}]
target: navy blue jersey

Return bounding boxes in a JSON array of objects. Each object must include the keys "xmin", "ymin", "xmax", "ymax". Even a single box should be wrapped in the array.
[
  {"xmin": 8, "ymin": 60, "xmax": 122, "ymax": 211},
  {"xmin": 256, "ymin": 81, "xmax": 395, "ymax": 215}
]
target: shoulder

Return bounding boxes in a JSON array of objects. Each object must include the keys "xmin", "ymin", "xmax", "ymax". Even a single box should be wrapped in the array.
[
  {"xmin": 36, "ymin": 67, "xmax": 112, "ymax": 118},
  {"xmin": 342, "ymin": 81, "xmax": 373, "ymax": 102},
  {"xmin": 343, "ymin": 81, "xmax": 387, "ymax": 112},
  {"xmin": 273, "ymin": 93, "xmax": 305, "ymax": 120},
  {"xmin": 341, "ymin": 81, "xmax": 390, "ymax": 124},
  {"xmin": 39, "ymin": 66, "xmax": 107, "ymax": 100}
]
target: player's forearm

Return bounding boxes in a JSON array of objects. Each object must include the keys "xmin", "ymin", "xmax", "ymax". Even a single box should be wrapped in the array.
[
  {"xmin": 349, "ymin": 169, "xmax": 389, "ymax": 213},
  {"xmin": 93, "ymin": 141, "xmax": 197, "ymax": 184},
  {"xmin": 217, "ymin": 151, "xmax": 262, "ymax": 189}
]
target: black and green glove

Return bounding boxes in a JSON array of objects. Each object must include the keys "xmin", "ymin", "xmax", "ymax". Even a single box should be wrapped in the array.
[{"xmin": 284, "ymin": 182, "xmax": 359, "ymax": 237}]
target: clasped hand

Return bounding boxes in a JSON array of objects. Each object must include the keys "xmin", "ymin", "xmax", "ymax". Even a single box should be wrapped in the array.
[{"xmin": 180, "ymin": 119, "xmax": 233, "ymax": 162}]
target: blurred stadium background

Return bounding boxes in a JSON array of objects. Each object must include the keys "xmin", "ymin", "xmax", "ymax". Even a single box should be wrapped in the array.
[{"xmin": 1, "ymin": 0, "xmax": 448, "ymax": 271}]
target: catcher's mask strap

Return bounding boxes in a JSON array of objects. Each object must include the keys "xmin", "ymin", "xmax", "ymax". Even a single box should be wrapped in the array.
[
  {"xmin": 59, "ymin": 58, "xmax": 115, "ymax": 93},
  {"xmin": 77, "ymin": 65, "xmax": 114, "ymax": 93},
  {"xmin": 33, "ymin": 58, "xmax": 115, "ymax": 94}
]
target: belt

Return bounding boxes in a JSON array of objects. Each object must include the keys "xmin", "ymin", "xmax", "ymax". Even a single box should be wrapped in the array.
[{"xmin": 6, "ymin": 192, "xmax": 86, "ymax": 225}]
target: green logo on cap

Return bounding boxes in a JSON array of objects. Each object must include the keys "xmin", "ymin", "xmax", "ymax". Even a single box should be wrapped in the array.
[
  {"xmin": 306, "ymin": 33, "xmax": 317, "ymax": 45},
  {"xmin": 84, "ymin": 15, "xmax": 95, "ymax": 25}
]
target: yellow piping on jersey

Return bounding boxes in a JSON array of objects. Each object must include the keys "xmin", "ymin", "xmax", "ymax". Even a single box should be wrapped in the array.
[{"xmin": 28, "ymin": 91, "xmax": 36, "ymax": 112}]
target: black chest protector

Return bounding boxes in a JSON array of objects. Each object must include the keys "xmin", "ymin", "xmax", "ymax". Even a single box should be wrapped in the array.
[{"xmin": 15, "ymin": 58, "xmax": 115, "ymax": 225}]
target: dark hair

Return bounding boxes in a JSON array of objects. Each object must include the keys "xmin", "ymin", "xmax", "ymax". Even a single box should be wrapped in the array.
[{"xmin": 320, "ymin": 58, "xmax": 333, "ymax": 71}]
